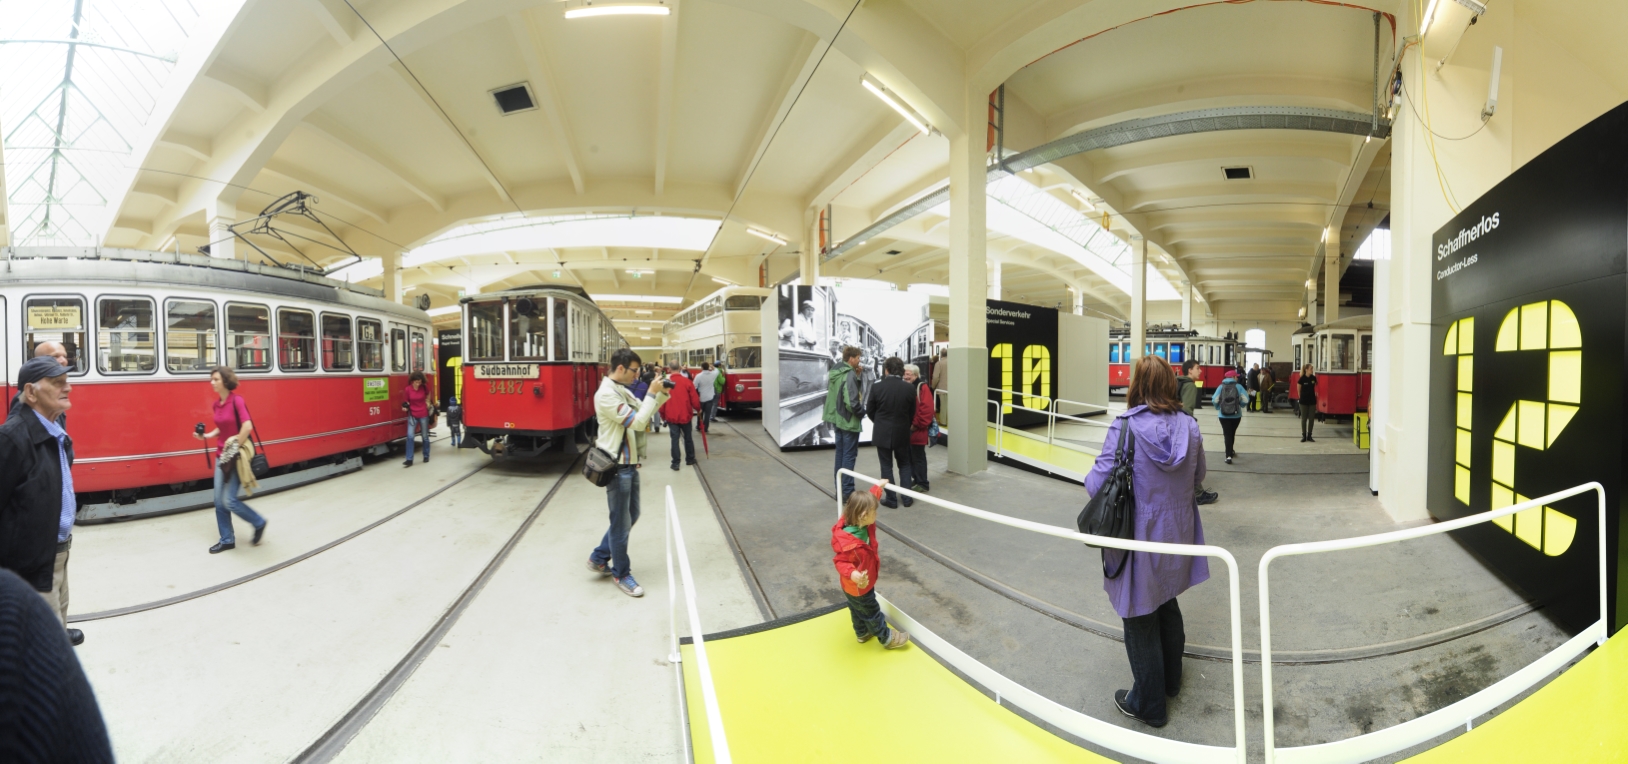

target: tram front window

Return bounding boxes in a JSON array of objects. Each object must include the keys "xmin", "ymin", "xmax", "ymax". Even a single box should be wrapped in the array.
[
  {"xmin": 1331, "ymin": 334, "xmax": 1354, "ymax": 371},
  {"xmin": 725, "ymin": 295, "xmax": 760, "ymax": 310},
  {"xmin": 728, "ymin": 345, "xmax": 760, "ymax": 370},
  {"xmin": 466, "ymin": 302, "xmax": 503, "ymax": 362},
  {"xmin": 509, "ymin": 298, "xmax": 548, "ymax": 360},
  {"xmin": 552, "ymin": 297, "xmax": 569, "ymax": 361},
  {"xmin": 24, "ymin": 296, "xmax": 87, "ymax": 375},
  {"xmin": 166, "ymin": 300, "xmax": 217, "ymax": 373}
]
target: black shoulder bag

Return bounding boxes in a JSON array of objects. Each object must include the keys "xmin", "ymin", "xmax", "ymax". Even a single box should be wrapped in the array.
[
  {"xmin": 231, "ymin": 399, "xmax": 271, "ymax": 479},
  {"xmin": 1077, "ymin": 416, "xmax": 1137, "ymax": 579}
]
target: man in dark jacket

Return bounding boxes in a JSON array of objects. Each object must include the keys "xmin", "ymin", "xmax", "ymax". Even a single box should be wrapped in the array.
[
  {"xmin": 865, "ymin": 357, "xmax": 916, "ymax": 508},
  {"xmin": 0, "ymin": 357, "xmax": 82, "ymax": 646}
]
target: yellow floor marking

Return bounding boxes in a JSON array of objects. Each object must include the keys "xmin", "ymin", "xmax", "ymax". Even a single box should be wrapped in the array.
[
  {"xmin": 1404, "ymin": 630, "xmax": 1628, "ymax": 762},
  {"xmin": 682, "ymin": 609, "xmax": 1111, "ymax": 763},
  {"xmin": 986, "ymin": 425, "xmax": 1099, "ymax": 475}
]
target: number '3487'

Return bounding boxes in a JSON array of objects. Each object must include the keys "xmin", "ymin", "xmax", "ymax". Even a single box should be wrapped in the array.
[{"xmin": 488, "ymin": 380, "xmax": 526, "ymax": 395}]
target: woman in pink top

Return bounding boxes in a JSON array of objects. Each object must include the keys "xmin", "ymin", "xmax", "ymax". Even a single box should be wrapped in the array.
[
  {"xmin": 402, "ymin": 371, "xmax": 434, "ymax": 467},
  {"xmin": 191, "ymin": 367, "xmax": 267, "ymax": 554}
]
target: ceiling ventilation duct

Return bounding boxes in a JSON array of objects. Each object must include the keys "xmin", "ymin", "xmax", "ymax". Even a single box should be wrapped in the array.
[
  {"xmin": 491, "ymin": 83, "xmax": 536, "ymax": 115},
  {"xmin": 1223, "ymin": 166, "xmax": 1253, "ymax": 180}
]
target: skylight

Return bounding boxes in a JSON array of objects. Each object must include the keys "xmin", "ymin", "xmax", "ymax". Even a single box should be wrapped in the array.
[
  {"xmin": 1, "ymin": 0, "xmax": 203, "ymax": 245},
  {"xmin": 402, "ymin": 214, "xmax": 721, "ymax": 269}
]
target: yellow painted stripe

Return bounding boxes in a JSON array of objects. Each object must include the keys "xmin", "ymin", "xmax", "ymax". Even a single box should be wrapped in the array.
[
  {"xmin": 681, "ymin": 609, "xmax": 1110, "ymax": 763},
  {"xmin": 987, "ymin": 425, "xmax": 1098, "ymax": 475},
  {"xmin": 1405, "ymin": 630, "xmax": 1628, "ymax": 762}
]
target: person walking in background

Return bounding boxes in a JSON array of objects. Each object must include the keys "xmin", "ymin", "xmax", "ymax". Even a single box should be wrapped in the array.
[
  {"xmin": 823, "ymin": 346, "xmax": 866, "ymax": 502},
  {"xmin": 831, "ymin": 481, "xmax": 910, "ymax": 650},
  {"xmin": 1259, "ymin": 366, "xmax": 1276, "ymax": 414},
  {"xmin": 1212, "ymin": 370, "xmax": 1245, "ymax": 464},
  {"xmin": 694, "ymin": 362, "xmax": 718, "ymax": 431},
  {"xmin": 1176, "ymin": 360, "xmax": 1218, "ymax": 505},
  {"xmin": 713, "ymin": 362, "xmax": 728, "ymax": 421},
  {"xmin": 865, "ymin": 357, "xmax": 916, "ymax": 509},
  {"xmin": 0, "ymin": 357, "xmax": 85, "ymax": 646},
  {"xmin": 196, "ymin": 367, "xmax": 268, "ymax": 555},
  {"xmin": 661, "ymin": 368, "xmax": 701, "ymax": 470},
  {"xmin": 930, "ymin": 349, "xmax": 948, "ymax": 426},
  {"xmin": 401, "ymin": 371, "xmax": 434, "ymax": 467},
  {"xmin": 1084, "ymin": 356, "xmax": 1208, "ymax": 729},
  {"xmin": 587, "ymin": 349, "xmax": 669, "ymax": 598},
  {"xmin": 1246, "ymin": 364, "xmax": 1261, "ymax": 412},
  {"xmin": 903, "ymin": 363, "xmax": 934, "ymax": 494},
  {"xmin": 446, "ymin": 397, "xmax": 463, "ymax": 448},
  {"xmin": 1297, "ymin": 364, "xmax": 1319, "ymax": 442}
]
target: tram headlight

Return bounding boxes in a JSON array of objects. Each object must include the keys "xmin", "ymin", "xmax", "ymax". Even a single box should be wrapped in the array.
[{"xmin": 735, "ymin": 383, "xmax": 745, "ymax": 393}]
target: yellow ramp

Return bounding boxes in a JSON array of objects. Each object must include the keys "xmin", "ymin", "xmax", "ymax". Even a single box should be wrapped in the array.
[
  {"xmin": 1405, "ymin": 629, "xmax": 1628, "ymax": 763},
  {"xmin": 681, "ymin": 607, "xmax": 1110, "ymax": 763},
  {"xmin": 986, "ymin": 424, "xmax": 1098, "ymax": 478}
]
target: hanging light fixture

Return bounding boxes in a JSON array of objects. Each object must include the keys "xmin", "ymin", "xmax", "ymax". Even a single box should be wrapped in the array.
[
  {"xmin": 860, "ymin": 74, "xmax": 933, "ymax": 135},
  {"xmin": 564, "ymin": 1, "xmax": 670, "ymax": 18}
]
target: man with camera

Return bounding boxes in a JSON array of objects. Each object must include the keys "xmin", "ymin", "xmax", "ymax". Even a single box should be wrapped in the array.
[
  {"xmin": 0, "ymin": 357, "xmax": 84, "ymax": 646},
  {"xmin": 586, "ymin": 349, "xmax": 670, "ymax": 598}
]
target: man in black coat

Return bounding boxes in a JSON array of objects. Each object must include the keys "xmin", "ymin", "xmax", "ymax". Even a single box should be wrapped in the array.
[
  {"xmin": 0, "ymin": 357, "xmax": 82, "ymax": 646},
  {"xmin": 865, "ymin": 356, "xmax": 915, "ymax": 508}
]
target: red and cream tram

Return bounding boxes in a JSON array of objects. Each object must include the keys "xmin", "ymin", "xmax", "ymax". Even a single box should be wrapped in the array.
[
  {"xmin": 0, "ymin": 248, "xmax": 435, "ymax": 520},
  {"xmin": 459, "ymin": 287, "xmax": 628, "ymax": 457},
  {"xmin": 1108, "ymin": 329, "xmax": 1240, "ymax": 393},
  {"xmin": 1290, "ymin": 315, "xmax": 1373, "ymax": 416}
]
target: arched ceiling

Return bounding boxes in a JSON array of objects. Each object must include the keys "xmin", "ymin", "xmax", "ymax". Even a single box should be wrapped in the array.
[{"xmin": 4, "ymin": 0, "xmax": 1418, "ymax": 335}]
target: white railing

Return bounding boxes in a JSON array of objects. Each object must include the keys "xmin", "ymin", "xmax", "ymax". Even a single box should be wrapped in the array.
[
  {"xmin": 1259, "ymin": 482, "xmax": 1608, "ymax": 763},
  {"xmin": 665, "ymin": 485, "xmax": 731, "ymax": 764},
  {"xmin": 838, "ymin": 469, "xmax": 1246, "ymax": 764},
  {"xmin": 933, "ymin": 388, "xmax": 1112, "ymax": 459}
]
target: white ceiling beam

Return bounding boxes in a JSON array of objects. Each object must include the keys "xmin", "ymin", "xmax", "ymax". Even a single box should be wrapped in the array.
[
  {"xmin": 260, "ymin": 163, "xmax": 387, "ymax": 224},
  {"xmin": 157, "ymin": 130, "xmax": 212, "ymax": 162},
  {"xmin": 733, "ymin": 32, "xmax": 822, "ymax": 202},
  {"xmin": 653, "ymin": 0, "xmax": 681, "ymax": 196},
  {"xmin": 200, "ymin": 63, "xmax": 268, "ymax": 113},
  {"xmin": 388, "ymin": 62, "xmax": 512, "ymax": 205},
  {"xmin": 301, "ymin": 113, "xmax": 445, "ymax": 212},
  {"xmin": 112, "ymin": 217, "xmax": 153, "ymax": 236},
  {"xmin": 1124, "ymin": 181, "xmax": 1339, "ymax": 211},
  {"xmin": 299, "ymin": 0, "xmax": 353, "ymax": 45},
  {"xmin": 129, "ymin": 181, "xmax": 178, "ymax": 206},
  {"xmin": 507, "ymin": 11, "xmax": 584, "ymax": 196}
]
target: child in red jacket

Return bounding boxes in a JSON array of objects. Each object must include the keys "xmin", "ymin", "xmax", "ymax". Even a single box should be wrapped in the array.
[{"xmin": 831, "ymin": 481, "xmax": 910, "ymax": 649}]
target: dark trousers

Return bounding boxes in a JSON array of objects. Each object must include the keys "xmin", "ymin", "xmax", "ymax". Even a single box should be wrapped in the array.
[
  {"xmin": 1219, "ymin": 417, "xmax": 1240, "ymax": 456},
  {"xmin": 875, "ymin": 445, "xmax": 912, "ymax": 506},
  {"xmin": 834, "ymin": 428, "xmax": 860, "ymax": 501},
  {"xmin": 669, "ymin": 421, "xmax": 695, "ymax": 466},
  {"xmin": 1260, "ymin": 384, "xmax": 1274, "ymax": 413},
  {"xmin": 1122, "ymin": 597, "xmax": 1185, "ymax": 723},
  {"xmin": 846, "ymin": 590, "xmax": 891, "ymax": 641},
  {"xmin": 700, "ymin": 398, "xmax": 717, "ymax": 429},
  {"xmin": 908, "ymin": 444, "xmax": 928, "ymax": 490},
  {"xmin": 1301, "ymin": 401, "xmax": 1317, "ymax": 438}
]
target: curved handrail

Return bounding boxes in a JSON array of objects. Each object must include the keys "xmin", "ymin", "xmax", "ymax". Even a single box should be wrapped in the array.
[
  {"xmin": 1259, "ymin": 482, "xmax": 1608, "ymax": 763},
  {"xmin": 665, "ymin": 485, "xmax": 731, "ymax": 763},
  {"xmin": 839, "ymin": 469, "xmax": 1246, "ymax": 764}
]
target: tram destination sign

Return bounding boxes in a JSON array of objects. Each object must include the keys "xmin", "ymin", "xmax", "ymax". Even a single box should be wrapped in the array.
[
  {"xmin": 474, "ymin": 364, "xmax": 538, "ymax": 379},
  {"xmin": 27, "ymin": 306, "xmax": 81, "ymax": 330}
]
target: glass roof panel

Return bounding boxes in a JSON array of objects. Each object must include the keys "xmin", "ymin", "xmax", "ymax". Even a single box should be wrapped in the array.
[{"xmin": 1, "ymin": 0, "xmax": 201, "ymax": 246}]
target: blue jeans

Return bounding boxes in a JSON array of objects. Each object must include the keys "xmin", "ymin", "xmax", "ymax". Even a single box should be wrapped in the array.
[
  {"xmin": 406, "ymin": 416, "xmax": 431, "ymax": 462},
  {"xmin": 590, "ymin": 467, "xmax": 640, "ymax": 579},
  {"xmin": 450, "ymin": 426, "xmax": 461, "ymax": 448},
  {"xmin": 833, "ymin": 428, "xmax": 860, "ymax": 501},
  {"xmin": 214, "ymin": 465, "xmax": 265, "ymax": 545},
  {"xmin": 846, "ymin": 591, "xmax": 891, "ymax": 642}
]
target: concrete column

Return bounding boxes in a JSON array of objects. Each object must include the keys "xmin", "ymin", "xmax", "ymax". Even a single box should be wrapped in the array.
[
  {"xmin": 987, "ymin": 257, "xmax": 1001, "ymax": 300},
  {"xmin": 383, "ymin": 251, "xmax": 403, "ymax": 304},
  {"xmin": 206, "ymin": 199, "xmax": 235, "ymax": 260},
  {"xmin": 1072, "ymin": 287, "xmax": 1084, "ymax": 316},
  {"xmin": 1324, "ymin": 245, "xmax": 1340, "ymax": 324},
  {"xmin": 946, "ymin": 90, "xmax": 989, "ymax": 477},
  {"xmin": 1129, "ymin": 236, "xmax": 1147, "ymax": 361},
  {"xmin": 1181, "ymin": 281, "xmax": 1193, "ymax": 330}
]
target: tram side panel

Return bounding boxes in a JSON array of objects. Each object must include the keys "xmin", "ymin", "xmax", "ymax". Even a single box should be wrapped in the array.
[{"xmin": 460, "ymin": 363, "xmax": 600, "ymax": 442}]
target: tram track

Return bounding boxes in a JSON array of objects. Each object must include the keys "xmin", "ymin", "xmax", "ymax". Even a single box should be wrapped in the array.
[
  {"xmin": 714, "ymin": 419, "xmax": 1544, "ymax": 666},
  {"xmin": 293, "ymin": 451, "xmax": 582, "ymax": 763},
  {"xmin": 70, "ymin": 449, "xmax": 490, "ymax": 623}
]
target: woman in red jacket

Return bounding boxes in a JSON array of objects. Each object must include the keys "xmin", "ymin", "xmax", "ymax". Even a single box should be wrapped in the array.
[
  {"xmin": 904, "ymin": 363, "xmax": 934, "ymax": 493},
  {"xmin": 831, "ymin": 482, "xmax": 909, "ymax": 649}
]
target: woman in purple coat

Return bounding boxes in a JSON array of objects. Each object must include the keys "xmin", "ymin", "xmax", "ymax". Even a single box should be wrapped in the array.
[{"xmin": 1084, "ymin": 355, "xmax": 1209, "ymax": 728}]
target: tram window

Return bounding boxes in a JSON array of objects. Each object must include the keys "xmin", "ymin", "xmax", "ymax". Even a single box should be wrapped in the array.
[
  {"xmin": 1109, "ymin": 343, "xmax": 1119, "ymax": 364},
  {"xmin": 509, "ymin": 298, "xmax": 548, "ymax": 361},
  {"xmin": 95, "ymin": 296, "xmax": 156, "ymax": 375},
  {"xmin": 391, "ymin": 327, "xmax": 408, "ymax": 371},
  {"xmin": 1361, "ymin": 334, "xmax": 1373, "ymax": 371},
  {"xmin": 412, "ymin": 330, "xmax": 427, "ymax": 373},
  {"xmin": 226, "ymin": 303, "xmax": 271, "ymax": 371},
  {"xmin": 165, "ymin": 299, "xmax": 218, "ymax": 373},
  {"xmin": 728, "ymin": 345, "xmax": 761, "ymax": 370},
  {"xmin": 1330, "ymin": 334, "xmax": 1354, "ymax": 371},
  {"xmin": 466, "ymin": 302, "xmax": 503, "ymax": 363},
  {"xmin": 1169, "ymin": 343, "xmax": 1183, "ymax": 364},
  {"xmin": 550, "ymin": 297, "xmax": 569, "ymax": 361},
  {"xmin": 278, "ymin": 308, "xmax": 317, "ymax": 372},
  {"xmin": 725, "ymin": 295, "xmax": 759, "ymax": 310},
  {"xmin": 23, "ymin": 296, "xmax": 88, "ymax": 375},
  {"xmin": 1318, "ymin": 336, "xmax": 1329, "ymax": 371},
  {"xmin": 1294, "ymin": 344, "xmax": 1302, "ymax": 370},
  {"xmin": 321, "ymin": 313, "xmax": 353, "ymax": 371},
  {"xmin": 357, "ymin": 318, "xmax": 384, "ymax": 371}
]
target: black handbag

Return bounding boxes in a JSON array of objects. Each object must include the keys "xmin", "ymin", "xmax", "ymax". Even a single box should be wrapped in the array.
[
  {"xmin": 1077, "ymin": 415, "xmax": 1137, "ymax": 579},
  {"xmin": 582, "ymin": 445, "xmax": 619, "ymax": 487},
  {"xmin": 231, "ymin": 400, "xmax": 271, "ymax": 479}
]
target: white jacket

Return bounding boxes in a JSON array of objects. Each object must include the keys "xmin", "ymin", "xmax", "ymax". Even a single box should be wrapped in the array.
[{"xmin": 595, "ymin": 376, "xmax": 667, "ymax": 465}]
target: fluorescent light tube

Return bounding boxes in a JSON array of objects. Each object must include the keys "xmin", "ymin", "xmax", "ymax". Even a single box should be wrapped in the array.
[
  {"xmin": 746, "ymin": 228, "xmax": 787, "ymax": 246},
  {"xmin": 565, "ymin": 3, "xmax": 669, "ymax": 18},
  {"xmin": 861, "ymin": 74, "xmax": 931, "ymax": 135},
  {"xmin": 591, "ymin": 294, "xmax": 683, "ymax": 304},
  {"xmin": 427, "ymin": 305, "xmax": 460, "ymax": 317},
  {"xmin": 712, "ymin": 277, "xmax": 734, "ymax": 286}
]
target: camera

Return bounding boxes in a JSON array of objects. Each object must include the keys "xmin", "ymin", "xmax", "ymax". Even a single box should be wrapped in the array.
[
  {"xmin": 661, "ymin": 379, "xmax": 676, "ymax": 390},
  {"xmin": 194, "ymin": 423, "xmax": 206, "ymax": 436}
]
